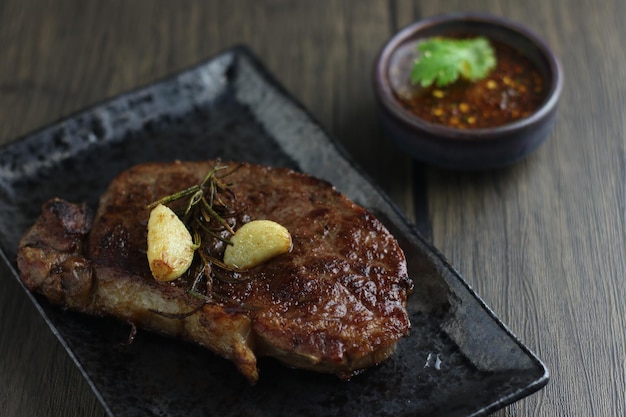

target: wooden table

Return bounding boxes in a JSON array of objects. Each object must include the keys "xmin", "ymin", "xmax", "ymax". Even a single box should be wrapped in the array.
[{"xmin": 1, "ymin": 1, "xmax": 623, "ymax": 416}]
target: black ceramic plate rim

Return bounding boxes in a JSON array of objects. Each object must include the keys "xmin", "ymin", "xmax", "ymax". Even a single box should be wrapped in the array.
[{"xmin": 0, "ymin": 45, "xmax": 549, "ymax": 417}]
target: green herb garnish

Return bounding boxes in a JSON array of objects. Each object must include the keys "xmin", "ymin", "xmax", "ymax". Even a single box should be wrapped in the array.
[
  {"xmin": 147, "ymin": 163, "xmax": 239, "ymax": 243},
  {"xmin": 410, "ymin": 37, "xmax": 497, "ymax": 87},
  {"xmin": 145, "ymin": 162, "xmax": 252, "ymax": 316},
  {"xmin": 146, "ymin": 162, "xmax": 246, "ymax": 278}
]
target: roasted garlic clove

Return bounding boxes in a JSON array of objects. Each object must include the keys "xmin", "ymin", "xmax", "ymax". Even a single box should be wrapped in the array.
[
  {"xmin": 147, "ymin": 204, "xmax": 195, "ymax": 281},
  {"xmin": 223, "ymin": 220, "xmax": 292, "ymax": 270}
]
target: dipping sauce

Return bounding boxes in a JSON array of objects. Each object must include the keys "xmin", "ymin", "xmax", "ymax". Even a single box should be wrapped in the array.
[{"xmin": 393, "ymin": 38, "xmax": 548, "ymax": 129}]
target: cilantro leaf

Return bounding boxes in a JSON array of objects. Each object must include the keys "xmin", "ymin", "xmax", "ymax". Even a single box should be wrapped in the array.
[{"xmin": 410, "ymin": 37, "xmax": 497, "ymax": 87}]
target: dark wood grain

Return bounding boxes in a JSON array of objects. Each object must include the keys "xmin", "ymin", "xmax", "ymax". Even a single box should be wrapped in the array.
[{"xmin": 1, "ymin": 0, "xmax": 624, "ymax": 416}]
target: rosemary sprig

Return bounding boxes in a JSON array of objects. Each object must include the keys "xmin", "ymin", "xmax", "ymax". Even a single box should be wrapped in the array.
[
  {"xmin": 147, "ymin": 163, "xmax": 240, "ymax": 243},
  {"xmin": 146, "ymin": 162, "xmax": 250, "ymax": 306}
]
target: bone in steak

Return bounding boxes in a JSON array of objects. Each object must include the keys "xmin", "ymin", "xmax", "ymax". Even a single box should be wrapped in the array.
[{"xmin": 17, "ymin": 160, "xmax": 413, "ymax": 383}]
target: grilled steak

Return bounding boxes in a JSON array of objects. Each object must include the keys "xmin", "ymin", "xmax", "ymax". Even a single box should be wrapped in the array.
[{"xmin": 17, "ymin": 160, "xmax": 412, "ymax": 383}]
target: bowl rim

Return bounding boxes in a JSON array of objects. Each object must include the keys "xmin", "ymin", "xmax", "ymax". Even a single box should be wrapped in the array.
[{"xmin": 373, "ymin": 12, "xmax": 564, "ymax": 141}]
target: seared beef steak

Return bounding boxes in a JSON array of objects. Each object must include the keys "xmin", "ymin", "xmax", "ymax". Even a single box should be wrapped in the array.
[{"xmin": 17, "ymin": 161, "xmax": 412, "ymax": 383}]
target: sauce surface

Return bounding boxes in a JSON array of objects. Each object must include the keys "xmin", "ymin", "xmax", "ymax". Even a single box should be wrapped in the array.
[{"xmin": 394, "ymin": 38, "xmax": 547, "ymax": 129}]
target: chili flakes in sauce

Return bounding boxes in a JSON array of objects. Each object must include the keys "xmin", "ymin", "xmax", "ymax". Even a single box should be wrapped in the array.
[{"xmin": 396, "ymin": 39, "xmax": 547, "ymax": 129}]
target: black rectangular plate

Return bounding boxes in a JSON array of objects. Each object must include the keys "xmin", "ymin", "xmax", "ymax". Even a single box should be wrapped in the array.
[{"xmin": 0, "ymin": 46, "xmax": 548, "ymax": 417}]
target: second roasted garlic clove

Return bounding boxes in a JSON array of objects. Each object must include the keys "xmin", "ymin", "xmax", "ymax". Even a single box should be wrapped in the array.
[{"xmin": 223, "ymin": 220, "xmax": 292, "ymax": 270}]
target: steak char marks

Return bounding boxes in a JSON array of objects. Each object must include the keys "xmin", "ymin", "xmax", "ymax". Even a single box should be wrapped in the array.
[{"xmin": 17, "ymin": 160, "xmax": 413, "ymax": 383}]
